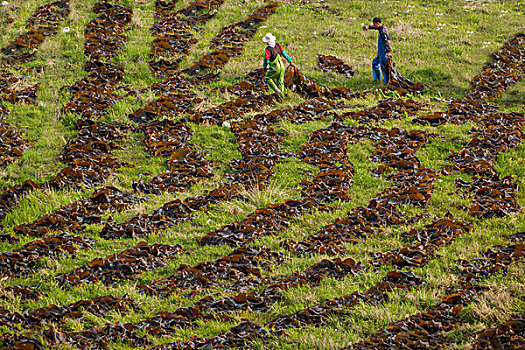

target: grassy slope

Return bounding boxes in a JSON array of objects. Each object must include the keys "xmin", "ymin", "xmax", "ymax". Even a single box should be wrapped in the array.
[{"xmin": 0, "ymin": 0, "xmax": 524, "ymax": 349}]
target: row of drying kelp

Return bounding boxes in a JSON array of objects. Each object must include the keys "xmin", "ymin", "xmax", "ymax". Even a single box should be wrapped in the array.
[
  {"xmin": 100, "ymin": 182, "xmax": 243, "ymax": 239},
  {"xmin": 138, "ymin": 246, "xmax": 284, "ymax": 296},
  {"xmin": 0, "ymin": 186, "xmax": 140, "ymax": 277},
  {"xmin": 447, "ymin": 112, "xmax": 524, "ymax": 219},
  {"xmin": 317, "ymin": 54, "xmax": 355, "ymax": 78},
  {"xmin": 0, "ymin": 1, "xmax": 70, "ymax": 167},
  {"xmin": 268, "ymin": 270, "xmax": 425, "ymax": 331},
  {"xmin": 132, "ymin": 119, "xmax": 215, "ymax": 194},
  {"xmin": 0, "ymin": 295, "xmax": 135, "ymax": 330},
  {"xmin": 46, "ymin": 118, "xmax": 131, "ymax": 190},
  {"xmin": 43, "ymin": 322, "xmax": 150, "ymax": 349},
  {"xmin": 187, "ymin": 93, "xmax": 279, "ymax": 124},
  {"xmin": 467, "ymin": 33, "xmax": 525, "ymax": 101},
  {"xmin": 49, "ymin": 257, "xmax": 364, "ymax": 347},
  {"xmin": 128, "ymin": 0, "xmax": 225, "ymax": 123},
  {"xmin": 150, "ymin": 71, "xmax": 198, "ymax": 96},
  {"xmin": 369, "ymin": 127, "xmax": 439, "ymax": 206},
  {"xmin": 61, "ymin": 61, "xmax": 126, "ymax": 119},
  {"xmin": 343, "ymin": 236, "xmax": 525, "ymax": 349},
  {"xmin": 219, "ymin": 68, "xmax": 268, "ymax": 97},
  {"xmin": 370, "ymin": 213, "xmax": 471, "ymax": 268},
  {"xmin": 254, "ymin": 97, "xmax": 339, "ymax": 124},
  {"xmin": 128, "ymin": 91, "xmax": 203, "ymax": 123},
  {"xmin": 334, "ymin": 125, "xmax": 440, "ymax": 264},
  {"xmin": 297, "ymin": 121, "xmax": 355, "ymax": 202},
  {"xmin": 226, "ymin": 117, "xmax": 290, "ymax": 189},
  {"xmin": 282, "ymin": 199, "xmax": 404, "ymax": 256},
  {"xmin": 336, "ymin": 35, "xmax": 525, "ymax": 349},
  {"xmin": 282, "ymin": 124, "xmax": 436, "ymax": 257},
  {"xmin": 146, "ymin": 270, "xmax": 424, "ymax": 349},
  {"xmin": 184, "ymin": 2, "xmax": 279, "ymax": 82},
  {"xmin": 62, "ymin": 2, "xmax": 132, "ymax": 119},
  {"xmin": 0, "ymin": 121, "xmax": 32, "ymax": 167},
  {"xmin": 1, "ymin": 101, "xmax": 136, "ymax": 241},
  {"xmin": 55, "ymin": 241, "xmax": 183, "ymax": 288},
  {"xmin": 20, "ymin": 247, "xmax": 281, "ymax": 348},
  {"xmin": 472, "ymin": 312, "xmax": 525, "ymax": 350},
  {"xmin": 447, "ymin": 112, "xmax": 524, "ymax": 176},
  {"xmin": 1, "ymin": 0, "xmax": 70, "ymax": 63},
  {"xmin": 455, "ymin": 176, "xmax": 521, "ymax": 219},
  {"xmin": 0, "ymin": 119, "xmax": 130, "ymax": 228},
  {"xmin": 87, "ymin": 251, "xmax": 362, "ymax": 349},
  {"xmin": 194, "ymin": 257, "xmax": 364, "ymax": 315},
  {"xmin": 438, "ymin": 34, "xmax": 525, "ymax": 220},
  {"xmin": 196, "ymin": 114, "xmax": 354, "ymax": 247},
  {"xmin": 12, "ymin": 186, "xmax": 138, "ymax": 237},
  {"xmin": 149, "ymin": 0, "xmax": 225, "ymax": 77},
  {"xmin": 84, "ymin": 2, "xmax": 132, "ymax": 60},
  {"xmin": 49, "ymin": 3, "xmax": 134, "ymax": 241},
  {"xmin": 198, "ymin": 199, "xmax": 324, "ymax": 247},
  {"xmin": 0, "ymin": 285, "xmax": 42, "ymax": 301},
  {"xmin": 285, "ymin": 65, "xmax": 356, "ymax": 100},
  {"xmin": 0, "ymin": 234, "xmax": 94, "ymax": 277},
  {"xmin": 71, "ymin": 258, "xmax": 364, "ymax": 346},
  {"xmin": 337, "ymin": 98, "xmax": 421, "ymax": 124},
  {"xmin": 415, "ymin": 33, "xmax": 524, "ymax": 126}
]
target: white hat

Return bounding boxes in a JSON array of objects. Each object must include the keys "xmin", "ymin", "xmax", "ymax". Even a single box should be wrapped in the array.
[{"xmin": 262, "ymin": 33, "xmax": 276, "ymax": 43}]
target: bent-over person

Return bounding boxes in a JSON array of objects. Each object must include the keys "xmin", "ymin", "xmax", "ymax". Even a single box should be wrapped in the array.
[{"xmin": 262, "ymin": 33, "xmax": 294, "ymax": 96}]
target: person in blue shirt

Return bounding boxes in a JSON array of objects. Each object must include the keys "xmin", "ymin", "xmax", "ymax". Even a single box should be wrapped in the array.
[
  {"xmin": 362, "ymin": 17, "xmax": 392, "ymax": 84},
  {"xmin": 262, "ymin": 33, "xmax": 294, "ymax": 96}
]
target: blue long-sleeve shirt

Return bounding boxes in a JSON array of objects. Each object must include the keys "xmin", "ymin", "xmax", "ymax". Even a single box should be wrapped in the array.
[{"xmin": 368, "ymin": 24, "xmax": 391, "ymax": 53}]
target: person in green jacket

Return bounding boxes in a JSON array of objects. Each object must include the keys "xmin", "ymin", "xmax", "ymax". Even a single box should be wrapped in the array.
[{"xmin": 262, "ymin": 33, "xmax": 294, "ymax": 96}]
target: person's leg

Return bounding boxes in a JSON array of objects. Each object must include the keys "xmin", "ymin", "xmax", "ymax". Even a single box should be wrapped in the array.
[
  {"xmin": 276, "ymin": 67, "xmax": 286, "ymax": 96},
  {"xmin": 372, "ymin": 55, "xmax": 382, "ymax": 81},
  {"xmin": 265, "ymin": 72, "xmax": 280, "ymax": 93},
  {"xmin": 379, "ymin": 55, "xmax": 388, "ymax": 84}
]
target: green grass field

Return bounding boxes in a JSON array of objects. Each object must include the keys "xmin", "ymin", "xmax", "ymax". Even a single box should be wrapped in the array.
[{"xmin": 0, "ymin": 0, "xmax": 524, "ymax": 349}]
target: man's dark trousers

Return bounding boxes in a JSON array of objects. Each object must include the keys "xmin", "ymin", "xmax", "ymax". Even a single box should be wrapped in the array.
[{"xmin": 372, "ymin": 31, "xmax": 389, "ymax": 84}]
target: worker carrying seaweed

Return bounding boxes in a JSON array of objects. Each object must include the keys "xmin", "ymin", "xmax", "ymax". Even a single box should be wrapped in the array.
[
  {"xmin": 262, "ymin": 33, "xmax": 295, "ymax": 96},
  {"xmin": 362, "ymin": 17, "xmax": 392, "ymax": 84}
]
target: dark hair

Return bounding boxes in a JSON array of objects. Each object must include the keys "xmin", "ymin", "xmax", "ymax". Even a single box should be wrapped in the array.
[{"xmin": 372, "ymin": 17, "xmax": 382, "ymax": 23}]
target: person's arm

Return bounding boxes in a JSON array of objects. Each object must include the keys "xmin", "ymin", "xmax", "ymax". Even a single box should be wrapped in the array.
[
  {"xmin": 280, "ymin": 45, "xmax": 293, "ymax": 64},
  {"xmin": 263, "ymin": 48, "xmax": 270, "ymax": 68}
]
